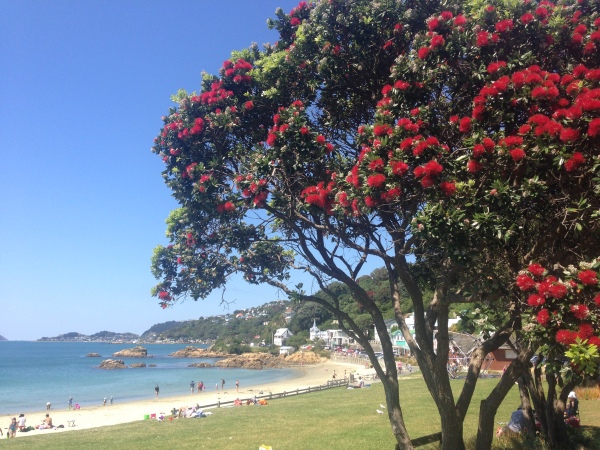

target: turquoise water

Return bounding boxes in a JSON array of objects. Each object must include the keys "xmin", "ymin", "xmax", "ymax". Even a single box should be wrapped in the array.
[{"xmin": 0, "ymin": 341, "xmax": 299, "ymax": 415}]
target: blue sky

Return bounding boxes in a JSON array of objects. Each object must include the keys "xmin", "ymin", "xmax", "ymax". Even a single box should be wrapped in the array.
[{"xmin": 0, "ymin": 0, "xmax": 305, "ymax": 341}]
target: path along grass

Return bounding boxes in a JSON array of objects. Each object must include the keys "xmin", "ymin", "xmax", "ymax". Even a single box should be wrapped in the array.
[{"xmin": 4, "ymin": 376, "xmax": 600, "ymax": 449}]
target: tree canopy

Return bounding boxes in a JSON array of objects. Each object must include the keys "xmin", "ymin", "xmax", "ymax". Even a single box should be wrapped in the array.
[{"xmin": 150, "ymin": 1, "xmax": 600, "ymax": 448}]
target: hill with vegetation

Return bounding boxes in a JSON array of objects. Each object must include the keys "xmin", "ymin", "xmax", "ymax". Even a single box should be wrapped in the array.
[{"xmin": 142, "ymin": 267, "xmax": 447, "ymax": 348}]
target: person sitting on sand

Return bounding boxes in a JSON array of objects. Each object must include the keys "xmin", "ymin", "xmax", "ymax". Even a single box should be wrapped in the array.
[
  {"xmin": 37, "ymin": 413, "xmax": 54, "ymax": 430},
  {"xmin": 18, "ymin": 414, "xmax": 26, "ymax": 431}
]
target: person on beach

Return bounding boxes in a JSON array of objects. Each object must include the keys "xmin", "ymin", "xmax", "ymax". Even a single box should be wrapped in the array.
[
  {"xmin": 110, "ymin": 396, "xmax": 113, "ymax": 405},
  {"xmin": 37, "ymin": 413, "xmax": 53, "ymax": 430},
  {"xmin": 68, "ymin": 396, "xmax": 73, "ymax": 410},
  {"xmin": 103, "ymin": 397, "xmax": 107, "ymax": 406},
  {"xmin": 18, "ymin": 414, "xmax": 26, "ymax": 431},
  {"xmin": 221, "ymin": 378, "xmax": 225, "ymax": 390},
  {"xmin": 216, "ymin": 382, "xmax": 219, "ymax": 390},
  {"xmin": 236, "ymin": 379, "xmax": 239, "ymax": 392},
  {"xmin": 8, "ymin": 418, "xmax": 17, "ymax": 437},
  {"xmin": 155, "ymin": 384, "xmax": 160, "ymax": 398},
  {"xmin": 46, "ymin": 402, "xmax": 51, "ymax": 410},
  {"xmin": 190, "ymin": 381, "xmax": 195, "ymax": 394}
]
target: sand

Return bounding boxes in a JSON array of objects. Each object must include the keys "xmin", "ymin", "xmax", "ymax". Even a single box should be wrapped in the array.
[{"xmin": 1, "ymin": 360, "xmax": 375, "ymax": 438}]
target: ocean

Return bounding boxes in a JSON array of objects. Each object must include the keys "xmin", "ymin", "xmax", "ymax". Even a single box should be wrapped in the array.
[{"xmin": 0, "ymin": 341, "xmax": 300, "ymax": 415}]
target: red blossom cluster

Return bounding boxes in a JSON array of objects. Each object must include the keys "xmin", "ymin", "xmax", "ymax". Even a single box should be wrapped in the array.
[
  {"xmin": 289, "ymin": 1, "xmax": 311, "ymax": 27},
  {"xmin": 517, "ymin": 264, "xmax": 600, "ymax": 348},
  {"xmin": 235, "ymin": 175, "xmax": 269, "ymax": 208},
  {"xmin": 192, "ymin": 81, "xmax": 234, "ymax": 106},
  {"xmin": 221, "ymin": 59, "xmax": 253, "ymax": 84},
  {"xmin": 301, "ymin": 181, "xmax": 335, "ymax": 212},
  {"xmin": 463, "ymin": 61, "xmax": 600, "ymax": 174}
]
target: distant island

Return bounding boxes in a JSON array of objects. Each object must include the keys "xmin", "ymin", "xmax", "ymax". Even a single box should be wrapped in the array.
[
  {"xmin": 0, "ymin": 335, "xmax": 7, "ymax": 341},
  {"xmin": 37, "ymin": 331, "xmax": 140, "ymax": 343}
]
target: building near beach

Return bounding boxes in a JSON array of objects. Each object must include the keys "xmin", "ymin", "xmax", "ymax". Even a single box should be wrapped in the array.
[{"xmin": 273, "ymin": 328, "xmax": 293, "ymax": 346}]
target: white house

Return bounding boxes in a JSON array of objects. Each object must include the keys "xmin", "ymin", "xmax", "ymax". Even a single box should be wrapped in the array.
[{"xmin": 273, "ymin": 328, "xmax": 293, "ymax": 346}]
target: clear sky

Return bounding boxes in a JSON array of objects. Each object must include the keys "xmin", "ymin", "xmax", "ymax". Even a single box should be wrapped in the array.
[{"xmin": 0, "ymin": 0, "xmax": 306, "ymax": 341}]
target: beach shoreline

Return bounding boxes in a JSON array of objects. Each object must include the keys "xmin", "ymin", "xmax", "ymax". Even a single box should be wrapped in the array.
[{"xmin": 1, "ymin": 359, "xmax": 374, "ymax": 438}]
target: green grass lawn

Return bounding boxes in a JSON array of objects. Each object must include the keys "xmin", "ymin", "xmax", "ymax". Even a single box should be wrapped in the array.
[{"xmin": 4, "ymin": 376, "xmax": 600, "ymax": 449}]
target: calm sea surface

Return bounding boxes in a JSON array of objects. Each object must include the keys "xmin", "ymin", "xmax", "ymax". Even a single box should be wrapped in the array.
[{"xmin": 0, "ymin": 341, "xmax": 300, "ymax": 415}]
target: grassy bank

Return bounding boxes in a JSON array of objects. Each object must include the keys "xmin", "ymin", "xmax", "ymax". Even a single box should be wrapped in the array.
[{"xmin": 4, "ymin": 376, "xmax": 600, "ymax": 449}]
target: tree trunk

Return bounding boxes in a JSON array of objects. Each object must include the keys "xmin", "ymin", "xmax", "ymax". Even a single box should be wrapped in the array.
[
  {"xmin": 380, "ymin": 372, "xmax": 414, "ymax": 449},
  {"xmin": 474, "ymin": 346, "xmax": 533, "ymax": 449}
]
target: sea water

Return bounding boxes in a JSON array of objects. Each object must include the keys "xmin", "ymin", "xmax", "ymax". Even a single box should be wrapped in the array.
[{"xmin": 0, "ymin": 341, "xmax": 300, "ymax": 415}]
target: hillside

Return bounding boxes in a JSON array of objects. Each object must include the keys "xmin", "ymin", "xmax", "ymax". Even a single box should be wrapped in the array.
[
  {"xmin": 38, "ymin": 331, "xmax": 140, "ymax": 342},
  {"xmin": 0, "ymin": 335, "xmax": 7, "ymax": 341}
]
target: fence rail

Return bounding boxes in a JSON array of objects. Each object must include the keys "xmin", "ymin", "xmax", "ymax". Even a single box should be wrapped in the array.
[{"xmin": 197, "ymin": 378, "xmax": 350, "ymax": 410}]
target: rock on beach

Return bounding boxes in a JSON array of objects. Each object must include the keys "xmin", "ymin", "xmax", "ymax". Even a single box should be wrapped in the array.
[
  {"xmin": 98, "ymin": 359, "xmax": 126, "ymax": 369},
  {"xmin": 112, "ymin": 346, "xmax": 148, "ymax": 358}
]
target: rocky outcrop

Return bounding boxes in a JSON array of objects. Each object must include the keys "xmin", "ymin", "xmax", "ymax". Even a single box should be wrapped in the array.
[
  {"xmin": 188, "ymin": 362, "xmax": 214, "ymax": 368},
  {"xmin": 169, "ymin": 346, "xmax": 225, "ymax": 358},
  {"xmin": 86, "ymin": 353, "xmax": 102, "ymax": 357},
  {"xmin": 112, "ymin": 346, "xmax": 148, "ymax": 358},
  {"xmin": 285, "ymin": 351, "xmax": 323, "ymax": 364},
  {"xmin": 98, "ymin": 359, "xmax": 126, "ymax": 369},
  {"xmin": 129, "ymin": 363, "xmax": 147, "ymax": 368},
  {"xmin": 148, "ymin": 364, "xmax": 157, "ymax": 367},
  {"xmin": 214, "ymin": 352, "xmax": 321, "ymax": 370}
]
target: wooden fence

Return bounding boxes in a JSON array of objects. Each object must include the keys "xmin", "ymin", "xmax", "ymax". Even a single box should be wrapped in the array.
[{"xmin": 198, "ymin": 378, "xmax": 350, "ymax": 410}]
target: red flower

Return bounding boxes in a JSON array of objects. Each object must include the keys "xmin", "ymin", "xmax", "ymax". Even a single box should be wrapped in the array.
[
  {"xmin": 487, "ymin": 61, "xmax": 507, "ymax": 74},
  {"xmin": 560, "ymin": 128, "xmax": 580, "ymax": 143},
  {"xmin": 394, "ymin": 80, "xmax": 410, "ymax": 90},
  {"xmin": 440, "ymin": 181, "xmax": 456, "ymax": 196},
  {"xmin": 476, "ymin": 31, "xmax": 489, "ymax": 47},
  {"xmin": 570, "ymin": 304, "xmax": 589, "ymax": 320},
  {"xmin": 588, "ymin": 336, "xmax": 600, "ymax": 346},
  {"xmin": 516, "ymin": 274, "xmax": 536, "ymax": 291},
  {"xmin": 588, "ymin": 118, "xmax": 600, "ymax": 137},
  {"xmin": 420, "ymin": 176, "xmax": 435, "ymax": 188},
  {"xmin": 367, "ymin": 174, "xmax": 387, "ymax": 189},
  {"xmin": 424, "ymin": 160, "xmax": 443, "ymax": 176},
  {"xmin": 520, "ymin": 13, "xmax": 535, "ymax": 24},
  {"xmin": 417, "ymin": 47, "xmax": 430, "ymax": 59},
  {"xmin": 316, "ymin": 135, "xmax": 326, "ymax": 145},
  {"xmin": 495, "ymin": 19, "xmax": 514, "ymax": 33},
  {"xmin": 300, "ymin": 127, "xmax": 309, "ymax": 135},
  {"xmin": 440, "ymin": 11, "xmax": 453, "ymax": 21},
  {"xmin": 528, "ymin": 264, "xmax": 546, "ymax": 277},
  {"xmin": 431, "ymin": 34, "xmax": 445, "ymax": 47},
  {"xmin": 158, "ymin": 291, "xmax": 171, "ymax": 300},
  {"xmin": 459, "ymin": 117, "xmax": 471, "ymax": 133},
  {"xmin": 510, "ymin": 148, "xmax": 526, "ymax": 161},
  {"xmin": 381, "ymin": 84, "xmax": 393, "ymax": 96},
  {"xmin": 536, "ymin": 309, "xmax": 550, "ymax": 326},
  {"xmin": 364, "ymin": 196, "xmax": 378, "ymax": 208},
  {"xmin": 527, "ymin": 294, "xmax": 546, "ymax": 307},
  {"xmin": 391, "ymin": 161, "xmax": 409, "ymax": 176},
  {"xmin": 579, "ymin": 323, "xmax": 594, "ymax": 340},
  {"xmin": 548, "ymin": 283, "xmax": 567, "ymax": 298},
  {"xmin": 556, "ymin": 329, "xmax": 578, "ymax": 345},
  {"xmin": 428, "ymin": 17, "xmax": 440, "ymax": 31},
  {"xmin": 578, "ymin": 270, "xmax": 598, "ymax": 285},
  {"xmin": 222, "ymin": 201, "xmax": 236, "ymax": 213},
  {"xmin": 467, "ymin": 159, "xmax": 482, "ymax": 173},
  {"xmin": 290, "ymin": 17, "xmax": 301, "ymax": 26},
  {"xmin": 595, "ymin": 294, "xmax": 600, "ymax": 307},
  {"xmin": 373, "ymin": 124, "xmax": 393, "ymax": 136},
  {"xmin": 454, "ymin": 15, "xmax": 466, "ymax": 27},
  {"xmin": 369, "ymin": 159, "xmax": 385, "ymax": 172}
]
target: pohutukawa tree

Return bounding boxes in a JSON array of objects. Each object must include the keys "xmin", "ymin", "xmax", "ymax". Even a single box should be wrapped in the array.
[{"xmin": 150, "ymin": 1, "xmax": 600, "ymax": 449}]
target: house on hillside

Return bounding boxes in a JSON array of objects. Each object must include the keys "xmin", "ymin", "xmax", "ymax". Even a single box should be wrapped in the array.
[
  {"xmin": 273, "ymin": 328, "xmax": 293, "ymax": 346},
  {"xmin": 284, "ymin": 307, "xmax": 295, "ymax": 324}
]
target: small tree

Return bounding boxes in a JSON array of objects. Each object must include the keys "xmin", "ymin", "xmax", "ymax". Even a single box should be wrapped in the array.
[{"xmin": 150, "ymin": 1, "xmax": 600, "ymax": 448}]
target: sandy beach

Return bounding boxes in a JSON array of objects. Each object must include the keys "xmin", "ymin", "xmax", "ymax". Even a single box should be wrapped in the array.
[{"xmin": 1, "ymin": 359, "xmax": 374, "ymax": 438}]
